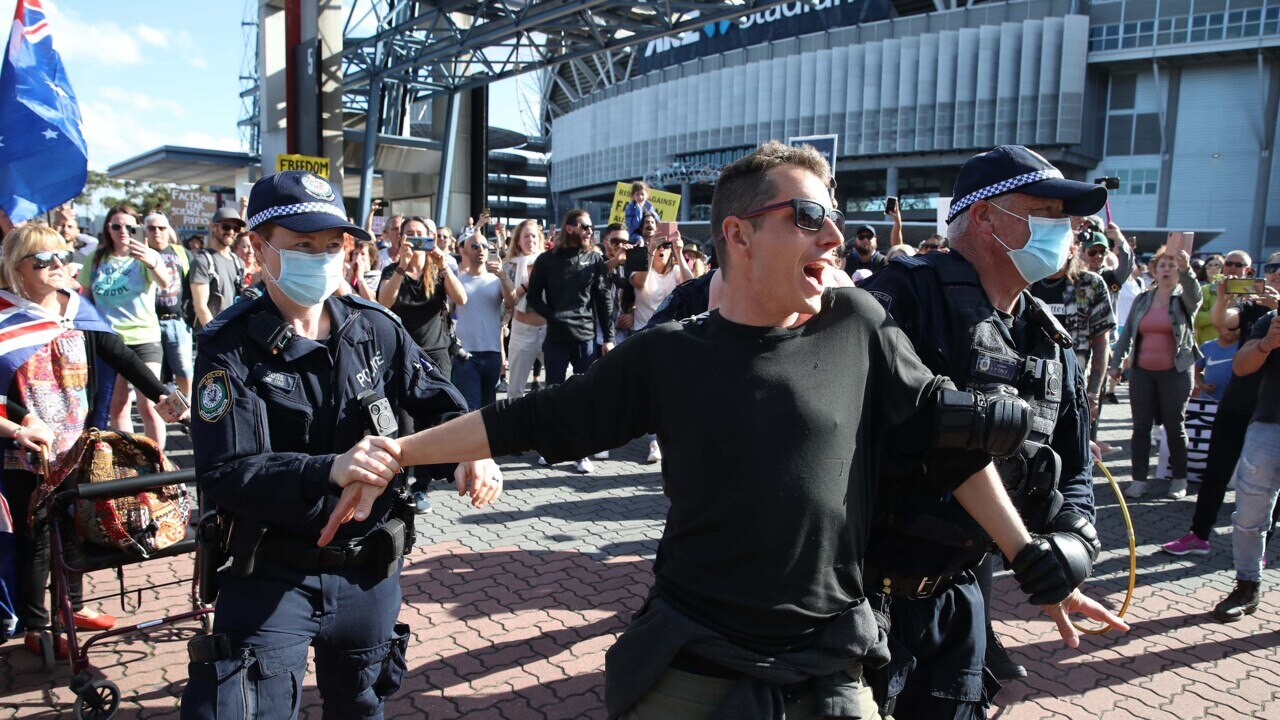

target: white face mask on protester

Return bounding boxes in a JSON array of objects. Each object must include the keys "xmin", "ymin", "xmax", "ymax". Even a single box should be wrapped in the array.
[{"xmin": 262, "ymin": 243, "xmax": 344, "ymax": 307}]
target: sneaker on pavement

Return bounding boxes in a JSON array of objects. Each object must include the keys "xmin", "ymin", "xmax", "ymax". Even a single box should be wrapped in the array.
[
  {"xmin": 593, "ymin": 451, "xmax": 610, "ymax": 460},
  {"xmin": 574, "ymin": 458, "xmax": 594, "ymax": 474},
  {"xmin": 1213, "ymin": 579, "xmax": 1261, "ymax": 623},
  {"xmin": 1161, "ymin": 532, "xmax": 1210, "ymax": 556},
  {"xmin": 1124, "ymin": 480, "xmax": 1149, "ymax": 499},
  {"xmin": 985, "ymin": 628, "xmax": 1027, "ymax": 682},
  {"xmin": 647, "ymin": 440, "xmax": 662, "ymax": 464},
  {"xmin": 1168, "ymin": 478, "xmax": 1188, "ymax": 499},
  {"xmin": 412, "ymin": 490, "xmax": 433, "ymax": 515}
]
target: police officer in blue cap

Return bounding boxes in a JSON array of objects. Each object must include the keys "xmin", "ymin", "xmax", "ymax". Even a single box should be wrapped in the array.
[
  {"xmin": 859, "ymin": 146, "xmax": 1125, "ymax": 718},
  {"xmin": 181, "ymin": 171, "xmax": 502, "ymax": 719}
]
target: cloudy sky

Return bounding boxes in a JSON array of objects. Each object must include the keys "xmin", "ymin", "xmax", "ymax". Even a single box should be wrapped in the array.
[{"xmin": 47, "ymin": 0, "xmax": 534, "ymax": 172}]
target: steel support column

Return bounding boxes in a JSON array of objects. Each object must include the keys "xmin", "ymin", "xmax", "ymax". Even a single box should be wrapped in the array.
[
  {"xmin": 470, "ymin": 85, "xmax": 488, "ymax": 221},
  {"xmin": 436, "ymin": 91, "xmax": 462, "ymax": 229},
  {"xmin": 357, "ymin": 75, "xmax": 382, "ymax": 226},
  {"xmin": 1250, "ymin": 54, "xmax": 1280, "ymax": 263}
]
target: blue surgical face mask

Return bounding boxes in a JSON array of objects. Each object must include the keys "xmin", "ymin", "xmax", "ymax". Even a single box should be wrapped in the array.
[
  {"xmin": 262, "ymin": 243, "xmax": 344, "ymax": 307},
  {"xmin": 989, "ymin": 203, "xmax": 1074, "ymax": 284}
]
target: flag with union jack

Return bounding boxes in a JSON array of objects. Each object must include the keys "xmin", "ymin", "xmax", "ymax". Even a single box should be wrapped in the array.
[
  {"xmin": 0, "ymin": 0, "xmax": 88, "ymax": 224},
  {"xmin": 0, "ymin": 288, "xmax": 112, "ymax": 640}
]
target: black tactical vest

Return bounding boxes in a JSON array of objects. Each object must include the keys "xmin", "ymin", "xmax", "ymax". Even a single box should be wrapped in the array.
[{"xmin": 875, "ymin": 254, "xmax": 1071, "ymax": 575}]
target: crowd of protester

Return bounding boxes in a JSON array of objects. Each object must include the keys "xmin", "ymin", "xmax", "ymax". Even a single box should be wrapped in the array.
[{"xmin": 1, "ymin": 178, "xmax": 1277, "ymax": 669}]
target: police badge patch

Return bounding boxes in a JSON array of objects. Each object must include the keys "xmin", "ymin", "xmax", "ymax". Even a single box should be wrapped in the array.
[
  {"xmin": 300, "ymin": 173, "xmax": 335, "ymax": 202},
  {"xmin": 197, "ymin": 370, "xmax": 232, "ymax": 422}
]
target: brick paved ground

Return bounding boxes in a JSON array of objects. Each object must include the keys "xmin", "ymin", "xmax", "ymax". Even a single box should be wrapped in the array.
[{"xmin": 2, "ymin": 387, "xmax": 1279, "ymax": 718}]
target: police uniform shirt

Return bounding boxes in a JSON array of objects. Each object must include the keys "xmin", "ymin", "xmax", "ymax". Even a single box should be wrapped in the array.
[
  {"xmin": 190, "ymin": 292, "xmax": 466, "ymax": 542},
  {"xmin": 861, "ymin": 253, "xmax": 1095, "ymax": 526}
]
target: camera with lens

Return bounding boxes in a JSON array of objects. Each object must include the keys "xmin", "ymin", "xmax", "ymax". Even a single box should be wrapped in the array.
[{"xmin": 358, "ymin": 390, "xmax": 399, "ymax": 438}]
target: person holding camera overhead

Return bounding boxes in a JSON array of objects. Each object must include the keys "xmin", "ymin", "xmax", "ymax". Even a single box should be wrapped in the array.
[
  {"xmin": 377, "ymin": 215, "xmax": 468, "ymax": 514},
  {"xmin": 78, "ymin": 205, "xmax": 174, "ymax": 450},
  {"xmin": 182, "ymin": 172, "xmax": 500, "ymax": 719}
]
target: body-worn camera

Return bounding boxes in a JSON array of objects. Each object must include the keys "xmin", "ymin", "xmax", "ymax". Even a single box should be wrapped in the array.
[{"xmin": 359, "ymin": 390, "xmax": 399, "ymax": 438}]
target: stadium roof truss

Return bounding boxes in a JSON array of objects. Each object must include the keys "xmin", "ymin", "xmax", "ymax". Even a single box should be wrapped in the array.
[{"xmin": 340, "ymin": 1, "xmax": 798, "ymax": 135}]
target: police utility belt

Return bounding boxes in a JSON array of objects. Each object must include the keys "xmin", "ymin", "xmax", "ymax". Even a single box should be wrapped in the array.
[{"xmin": 866, "ymin": 563, "xmax": 970, "ymax": 600}]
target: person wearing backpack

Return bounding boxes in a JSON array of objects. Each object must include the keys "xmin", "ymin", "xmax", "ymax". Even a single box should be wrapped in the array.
[{"xmin": 189, "ymin": 207, "xmax": 245, "ymax": 329}]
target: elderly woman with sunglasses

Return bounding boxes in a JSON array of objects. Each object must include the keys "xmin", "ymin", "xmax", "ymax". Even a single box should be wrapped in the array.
[
  {"xmin": 77, "ymin": 205, "xmax": 174, "ymax": 450},
  {"xmin": 0, "ymin": 225, "xmax": 185, "ymax": 658}
]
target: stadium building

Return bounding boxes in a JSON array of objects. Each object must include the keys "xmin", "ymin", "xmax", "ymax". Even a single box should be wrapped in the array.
[{"xmin": 546, "ymin": 0, "xmax": 1280, "ymax": 258}]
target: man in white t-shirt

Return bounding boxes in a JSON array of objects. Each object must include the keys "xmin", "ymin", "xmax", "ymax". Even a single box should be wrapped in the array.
[{"xmin": 452, "ymin": 235, "xmax": 516, "ymax": 410}]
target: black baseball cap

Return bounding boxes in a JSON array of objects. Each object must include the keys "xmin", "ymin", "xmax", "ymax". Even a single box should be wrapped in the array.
[
  {"xmin": 245, "ymin": 171, "xmax": 371, "ymax": 241},
  {"xmin": 947, "ymin": 145, "xmax": 1107, "ymax": 224},
  {"xmin": 855, "ymin": 224, "xmax": 876, "ymax": 237}
]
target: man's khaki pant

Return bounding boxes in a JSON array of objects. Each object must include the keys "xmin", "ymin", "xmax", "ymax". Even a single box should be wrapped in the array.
[{"xmin": 620, "ymin": 666, "xmax": 883, "ymax": 720}]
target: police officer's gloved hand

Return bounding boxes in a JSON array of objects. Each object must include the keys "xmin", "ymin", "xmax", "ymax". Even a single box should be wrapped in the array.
[
  {"xmin": 934, "ymin": 387, "xmax": 1031, "ymax": 457},
  {"xmin": 1010, "ymin": 532, "xmax": 1094, "ymax": 605},
  {"xmin": 1049, "ymin": 511, "xmax": 1102, "ymax": 562}
]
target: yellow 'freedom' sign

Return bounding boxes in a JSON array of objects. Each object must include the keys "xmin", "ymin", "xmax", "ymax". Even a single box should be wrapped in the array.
[
  {"xmin": 608, "ymin": 182, "xmax": 680, "ymax": 225},
  {"xmin": 275, "ymin": 154, "xmax": 330, "ymax": 179}
]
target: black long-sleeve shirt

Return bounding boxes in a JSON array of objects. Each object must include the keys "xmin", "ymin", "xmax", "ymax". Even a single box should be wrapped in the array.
[
  {"xmin": 482, "ymin": 287, "xmax": 977, "ymax": 654},
  {"xmin": 526, "ymin": 247, "xmax": 614, "ymax": 344}
]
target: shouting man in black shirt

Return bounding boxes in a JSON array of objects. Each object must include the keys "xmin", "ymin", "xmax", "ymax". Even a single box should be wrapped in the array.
[{"xmin": 320, "ymin": 142, "xmax": 1124, "ymax": 719}]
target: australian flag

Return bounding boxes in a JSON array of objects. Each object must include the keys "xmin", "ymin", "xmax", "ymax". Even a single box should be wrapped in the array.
[{"xmin": 0, "ymin": 0, "xmax": 87, "ymax": 224}]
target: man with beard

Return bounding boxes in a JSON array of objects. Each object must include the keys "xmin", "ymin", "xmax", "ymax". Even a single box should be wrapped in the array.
[
  {"xmin": 524, "ymin": 208, "xmax": 614, "ymax": 474},
  {"xmin": 844, "ymin": 223, "xmax": 888, "ymax": 276}
]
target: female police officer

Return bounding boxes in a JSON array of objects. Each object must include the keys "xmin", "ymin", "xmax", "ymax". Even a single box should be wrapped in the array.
[{"xmin": 181, "ymin": 171, "xmax": 501, "ymax": 720}]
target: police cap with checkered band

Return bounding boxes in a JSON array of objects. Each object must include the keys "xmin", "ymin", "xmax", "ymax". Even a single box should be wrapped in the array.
[
  {"xmin": 245, "ymin": 171, "xmax": 372, "ymax": 241},
  {"xmin": 946, "ymin": 145, "xmax": 1107, "ymax": 224}
]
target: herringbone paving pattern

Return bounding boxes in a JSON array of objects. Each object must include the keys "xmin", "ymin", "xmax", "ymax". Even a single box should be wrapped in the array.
[{"xmin": 2, "ymin": 388, "xmax": 1278, "ymax": 718}]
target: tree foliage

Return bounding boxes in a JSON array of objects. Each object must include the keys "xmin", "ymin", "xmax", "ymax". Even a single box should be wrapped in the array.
[{"xmin": 75, "ymin": 170, "xmax": 174, "ymax": 214}]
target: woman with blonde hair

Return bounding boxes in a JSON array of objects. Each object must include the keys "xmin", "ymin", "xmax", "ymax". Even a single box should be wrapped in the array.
[
  {"xmin": 376, "ymin": 216, "xmax": 467, "ymax": 514},
  {"xmin": 78, "ymin": 205, "xmax": 173, "ymax": 450},
  {"xmin": 503, "ymin": 219, "xmax": 548, "ymax": 399},
  {"xmin": 1111, "ymin": 245, "xmax": 1202, "ymax": 499},
  {"xmin": 0, "ymin": 225, "xmax": 184, "ymax": 656}
]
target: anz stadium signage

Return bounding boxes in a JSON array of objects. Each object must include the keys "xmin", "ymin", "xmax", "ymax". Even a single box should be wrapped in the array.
[{"xmin": 636, "ymin": 0, "xmax": 892, "ymax": 74}]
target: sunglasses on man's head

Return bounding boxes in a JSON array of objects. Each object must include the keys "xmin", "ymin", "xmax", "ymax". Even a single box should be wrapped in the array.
[
  {"xmin": 22, "ymin": 250, "xmax": 74, "ymax": 269},
  {"xmin": 219, "ymin": 223, "xmax": 242, "ymax": 232},
  {"xmin": 573, "ymin": 221, "xmax": 594, "ymax": 233},
  {"xmin": 921, "ymin": 243, "xmax": 942, "ymax": 251},
  {"xmin": 1086, "ymin": 247, "xmax": 1107, "ymax": 257},
  {"xmin": 108, "ymin": 222, "xmax": 137, "ymax": 232},
  {"xmin": 1224, "ymin": 261, "xmax": 1249, "ymax": 269},
  {"xmin": 739, "ymin": 199, "xmax": 844, "ymax": 233},
  {"xmin": 145, "ymin": 225, "xmax": 168, "ymax": 233},
  {"xmin": 1264, "ymin": 262, "xmax": 1280, "ymax": 275}
]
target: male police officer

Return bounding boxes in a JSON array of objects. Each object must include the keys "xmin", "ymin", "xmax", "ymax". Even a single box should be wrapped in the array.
[
  {"xmin": 182, "ymin": 171, "xmax": 502, "ymax": 720},
  {"xmin": 860, "ymin": 146, "xmax": 1114, "ymax": 718}
]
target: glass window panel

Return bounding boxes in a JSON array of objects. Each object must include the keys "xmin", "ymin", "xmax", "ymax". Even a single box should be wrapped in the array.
[
  {"xmin": 1110, "ymin": 74, "xmax": 1137, "ymax": 110},
  {"xmin": 1107, "ymin": 115, "xmax": 1134, "ymax": 156},
  {"xmin": 1133, "ymin": 114, "xmax": 1162, "ymax": 154}
]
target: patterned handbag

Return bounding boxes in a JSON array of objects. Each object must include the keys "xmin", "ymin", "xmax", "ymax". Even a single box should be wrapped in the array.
[{"xmin": 64, "ymin": 429, "xmax": 191, "ymax": 559}]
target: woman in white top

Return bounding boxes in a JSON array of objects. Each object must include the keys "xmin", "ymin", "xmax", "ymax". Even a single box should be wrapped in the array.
[
  {"xmin": 503, "ymin": 220, "xmax": 547, "ymax": 398},
  {"xmin": 630, "ymin": 215, "xmax": 694, "ymax": 331}
]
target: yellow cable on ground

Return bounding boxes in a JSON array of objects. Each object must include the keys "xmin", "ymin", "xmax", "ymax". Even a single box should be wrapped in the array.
[{"xmin": 1071, "ymin": 458, "xmax": 1137, "ymax": 635}]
